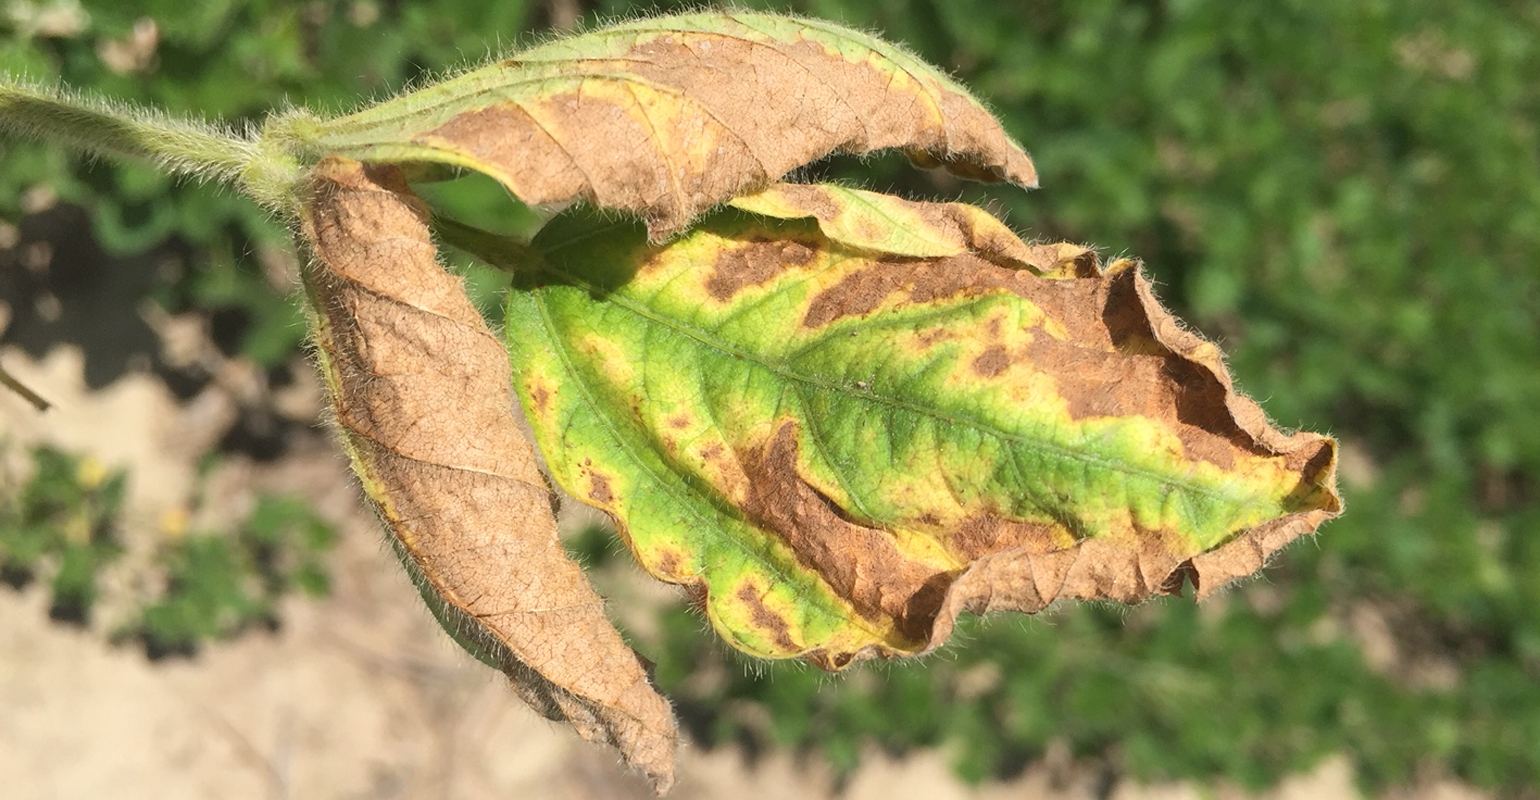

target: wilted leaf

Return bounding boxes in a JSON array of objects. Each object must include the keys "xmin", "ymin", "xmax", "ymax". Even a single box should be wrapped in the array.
[
  {"xmin": 480, "ymin": 185, "xmax": 1339, "ymax": 670},
  {"xmin": 298, "ymin": 157, "xmax": 676, "ymax": 791},
  {"xmin": 728, "ymin": 182, "xmax": 1040, "ymax": 263},
  {"xmin": 302, "ymin": 11, "xmax": 1036, "ymax": 237}
]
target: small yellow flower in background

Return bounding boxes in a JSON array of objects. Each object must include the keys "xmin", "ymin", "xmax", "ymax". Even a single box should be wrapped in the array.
[
  {"xmin": 158, "ymin": 507, "xmax": 189, "ymax": 542},
  {"xmin": 74, "ymin": 455, "xmax": 106, "ymax": 491}
]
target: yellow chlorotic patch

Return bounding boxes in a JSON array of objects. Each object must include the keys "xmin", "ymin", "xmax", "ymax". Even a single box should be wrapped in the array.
[{"xmin": 577, "ymin": 332, "xmax": 639, "ymax": 385}]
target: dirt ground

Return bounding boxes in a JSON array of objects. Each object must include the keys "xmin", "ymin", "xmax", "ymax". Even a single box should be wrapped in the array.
[{"xmin": 0, "ymin": 345, "xmax": 1489, "ymax": 800}]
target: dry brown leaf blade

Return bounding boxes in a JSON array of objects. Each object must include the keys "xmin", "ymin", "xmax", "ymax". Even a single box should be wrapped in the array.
[
  {"xmin": 304, "ymin": 11, "xmax": 1036, "ymax": 237},
  {"xmin": 298, "ymin": 157, "xmax": 676, "ymax": 792}
]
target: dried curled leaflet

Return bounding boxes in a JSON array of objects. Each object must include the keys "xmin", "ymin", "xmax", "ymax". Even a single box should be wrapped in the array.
[
  {"xmin": 298, "ymin": 157, "xmax": 676, "ymax": 791},
  {"xmin": 300, "ymin": 11, "xmax": 1036, "ymax": 238}
]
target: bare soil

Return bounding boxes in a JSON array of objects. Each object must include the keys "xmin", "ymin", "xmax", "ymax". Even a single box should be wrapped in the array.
[{"xmin": 0, "ymin": 345, "xmax": 1483, "ymax": 800}]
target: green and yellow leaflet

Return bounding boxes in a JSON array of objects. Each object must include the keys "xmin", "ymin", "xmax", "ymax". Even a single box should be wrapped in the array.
[{"xmin": 486, "ymin": 185, "xmax": 1340, "ymax": 669}]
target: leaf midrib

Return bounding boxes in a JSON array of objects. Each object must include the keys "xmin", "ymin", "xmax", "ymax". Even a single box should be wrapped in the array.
[{"xmin": 527, "ymin": 247, "xmax": 1270, "ymax": 522}]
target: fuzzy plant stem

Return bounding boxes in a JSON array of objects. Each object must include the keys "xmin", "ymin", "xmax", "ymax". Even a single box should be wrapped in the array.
[{"xmin": 0, "ymin": 79, "xmax": 305, "ymax": 210}]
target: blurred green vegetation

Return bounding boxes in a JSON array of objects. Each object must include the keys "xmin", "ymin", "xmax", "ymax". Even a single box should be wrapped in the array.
[
  {"xmin": 2, "ymin": 0, "xmax": 1538, "ymax": 795},
  {"xmin": 120, "ymin": 492, "xmax": 336, "ymax": 658},
  {"xmin": 0, "ymin": 445, "xmax": 126, "ymax": 622},
  {"xmin": 0, "ymin": 445, "xmax": 336, "ymax": 656}
]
